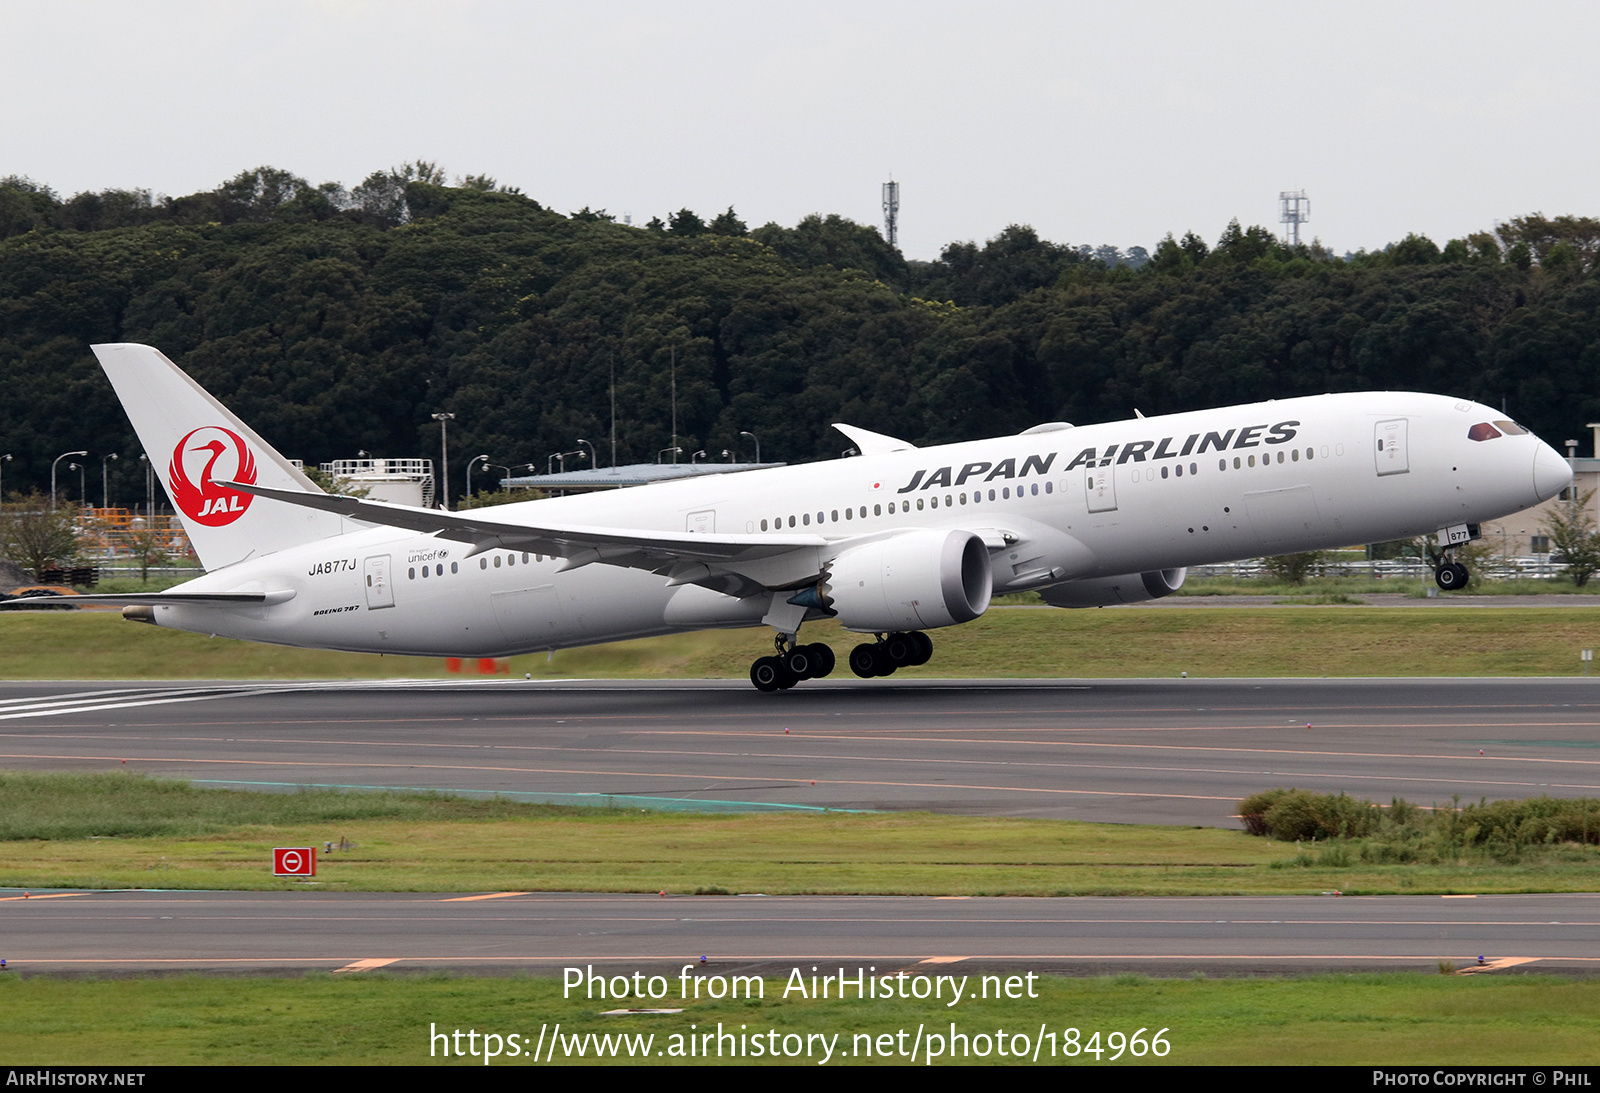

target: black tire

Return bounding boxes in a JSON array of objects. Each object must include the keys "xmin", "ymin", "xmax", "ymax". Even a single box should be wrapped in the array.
[
  {"xmin": 883, "ymin": 632, "xmax": 915, "ymax": 666},
  {"xmin": 806, "ymin": 643, "xmax": 836, "ymax": 678},
  {"xmin": 872, "ymin": 645, "xmax": 897, "ymax": 676},
  {"xmin": 783, "ymin": 647, "xmax": 813, "ymax": 679},
  {"xmin": 750, "ymin": 656, "xmax": 783, "ymax": 692},
  {"xmin": 909, "ymin": 631, "xmax": 934, "ymax": 665},
  {"xmin": 848, "ymin": 643, "xmax": 879, "ymax": 678},
  {"xmin": 1436, "ymin": 563, "xmax": 1469, "ymax": 591}
]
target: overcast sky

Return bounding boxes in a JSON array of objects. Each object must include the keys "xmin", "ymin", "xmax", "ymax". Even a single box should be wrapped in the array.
[{"xmin": 4, "ymin": 1, "xmax": 1596, "ymax": 260}]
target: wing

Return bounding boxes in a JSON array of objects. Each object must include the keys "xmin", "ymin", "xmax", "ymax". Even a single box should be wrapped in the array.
[
  {"xmin": 218, "ymin": 481, "xmax": 832, "ymax": 598},
  {"xmin": 831, "ymin": 423, "xmax": 917, "ymax": 455}
]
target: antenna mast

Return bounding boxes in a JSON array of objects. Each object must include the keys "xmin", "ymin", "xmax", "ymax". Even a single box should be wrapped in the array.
[
  {"xmin": 882, "ymin": 178, "xmax": 900, "ymax": 247},
  {"xmin": 1279, "ymin": 189, "xmax": 1310, "ymax": 247}
]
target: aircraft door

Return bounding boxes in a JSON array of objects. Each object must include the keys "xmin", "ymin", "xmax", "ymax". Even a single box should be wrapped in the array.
[
  {"xmin": 363, "ymin": 555, "xmax": 394, "ymax": 609},
  {"xmin": 687, "ymin": 509, "xmax": 716, "ymax": 533},
  {"xmin": 1375, "ymin": 419, "xmax": 1409, "ymax": 476},
  {"xmin": 1085, "ymin": 467, "xmax": 1118, "ymax": 513}
]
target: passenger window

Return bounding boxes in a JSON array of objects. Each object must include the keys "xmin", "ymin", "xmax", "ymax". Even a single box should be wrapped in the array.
[
  {"xmin": 803, "ymin": 513, "xmax": 811, "ymax": 525},
  {"xmin": 522, "ymin": 553, "xmax": 529, "ymax": 564},
  {"xmin": 479, "ymin": 558, "xmax": 487, "ymax": 570},
  {"xmin": 1003, "ymin": 487, "xmax": 1010, "ymax": 499},
  {"xmin": 1190, "ymin": 463, "xmax": 1197, "ymax": 475},
  {"xmin": 451, "ymin": 562, "xmax": 458, "ymax": 574},
  {"xmin": 1045, "ymin": 481, "xmax": 1052, "ymax": 494},
  {"xmin": 1030, "ymin": 484, "xmax": 1038, "ymax": 496},
  {"xmin": 437, "ymin": 564, "xmax": 444, "ymax": 576},
  {"xmin": 1307, "ymin": 448, "xmax": 1314, "ymax": 460},
  {"xmin": 421, "ymin": 566, "xmax": 428, "ymax": 578},
  {"xmin": 1248, "ymin": 455, "xmax": 1256, "ymax": 467},
  {"xmin": 1233, "ymin": 456, "xmax": 1241, "ymax": 469},
  {"xmin": 1218, "ymin": 459, "xmax": 1225, "ymax": 471},
  {"xmin": 408, "ymin": 567, "xmax": 415, "ymax": 579},
  {"xmin": 1292, "ymin": 449, "xmax": 1300, "ymax": 461},
  {"xmin": 1175, "ymin": 464, "xmax": 1183, "ymax": 477},
  {"xmin": 831, "ymin": 509, "xmax": 838, "ymax": 522},
  {"xmin": 930, "ymin": 497, "xmax": 938, "ymax": 509},
  {"xmin": 761, "ymin": 519, "xmax": 768, "ymax": 531},
  {"xmin": 874, "ymin": 504, "xmax": 881, "ymax": 516},
  {"xmin": 507, "ymin": 554, "xmax": 515, "ymax": 566},
  {"xmin": 945, "ymin": 494, "xmax": 953, "ymax": 506},
  {"xmin": 917, "ymin": 498, "xmax": 924, "ymax": 510},
  {"xmin": 1162, "ymin": 466, "xmax": 1169, "ymax": 479}
]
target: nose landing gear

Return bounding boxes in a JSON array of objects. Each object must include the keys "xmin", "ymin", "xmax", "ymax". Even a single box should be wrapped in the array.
[
  {"xmin": 848, "ymin": 631, "xmax": 934, "ymax": 678},
  {"xmin": 1434, "ymin": 561, "xmax": 1470, "ymax": 591}
]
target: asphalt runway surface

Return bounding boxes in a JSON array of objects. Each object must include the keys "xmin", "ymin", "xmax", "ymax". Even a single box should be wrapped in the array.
[
  {"xmin": 3, "ymin": 676, "xmax": 1599, "ymax": 974},
  {"xmin": 4, "ymin": 890, "xmax": 1597, "ymax": 976},
  {"xmin": 1, "ymin": 676, "xmax": 1598, "ymax": 825}
]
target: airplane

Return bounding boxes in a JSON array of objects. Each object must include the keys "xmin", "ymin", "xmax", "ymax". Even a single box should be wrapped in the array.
[{"xmin": 7, "ymin": 343, "xmax": 1572, "ymax": 691}]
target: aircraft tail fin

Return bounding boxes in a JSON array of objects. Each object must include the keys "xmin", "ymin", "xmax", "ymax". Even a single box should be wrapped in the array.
[{"xmin": 91, "ymin": 343, "xmax": 347, "ymax": 570}]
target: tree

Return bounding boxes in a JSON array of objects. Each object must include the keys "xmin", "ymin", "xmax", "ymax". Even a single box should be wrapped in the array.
[
  {"xmin": 0, "ymin": 494, "xmax": 81, "ymax": 578},
  {"xmin": 1544, "ymin": 491, "xmax": 1600, "ymax": 586},
  {"xmin": 1261, "ymin": 550, "xmax": 1325, "ymax": 585},
  {"xmin": 119, "ymin": 523, "xmax": 171, "ymax": 584}
]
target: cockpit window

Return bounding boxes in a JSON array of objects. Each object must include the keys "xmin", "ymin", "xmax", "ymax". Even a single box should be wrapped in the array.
[
  {"xmin": 1494, "ymin": 420, "xmax": 1528, "ymax": 435},
  {"xmin": 1468, "ymin": 422, "xmax": 1503, "ymax": 442}
]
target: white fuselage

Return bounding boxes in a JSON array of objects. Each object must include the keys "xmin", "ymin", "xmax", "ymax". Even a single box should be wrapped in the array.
[{"xmin": 146, "ymin": 392, "xmax": 1566, "ymax": 656}]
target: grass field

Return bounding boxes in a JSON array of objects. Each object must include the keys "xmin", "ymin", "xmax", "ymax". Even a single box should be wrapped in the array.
[
  {"xmin": 6, "ymin": 604, "xmax": 1600, "ymax": 679},
  {"xmin": 1, "ymin": 971, "xmax": 1595, "ymax": 1065},
  {"xmin": 6, "ymin": 773, "xmax": 1600, "ymax": 896}
]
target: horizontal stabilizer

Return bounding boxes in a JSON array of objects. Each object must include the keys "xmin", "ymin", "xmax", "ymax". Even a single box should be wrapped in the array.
[{"xmin": 0, "ymin": 591, "xmax": 293, "ymax": 609}]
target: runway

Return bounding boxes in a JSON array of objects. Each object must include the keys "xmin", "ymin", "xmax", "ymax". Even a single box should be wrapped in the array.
[
  {"xmin": 3, "ymin": 676, "xmax": 1598, "ymax": 975},
  {"xmin": 0, "ymin": 677, "xmax": 1598, "ymax": 825},
  {"xmin": 4, "ymin": 889, "xmax": 1597, "ymax": 976}
]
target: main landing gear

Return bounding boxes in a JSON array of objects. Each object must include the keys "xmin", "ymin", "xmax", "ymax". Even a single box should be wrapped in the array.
[
  {"xmin": 847, "ymin": 631, "xmax": 933, "ymax": 679},
  {"xmin": 749, "ymin": 633, "xmax": 837, "ymax": 692}
]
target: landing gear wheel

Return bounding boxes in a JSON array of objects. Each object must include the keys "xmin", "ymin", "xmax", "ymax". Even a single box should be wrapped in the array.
[
  {"xmin": 805, "ymin": 643, "xmax": 835, "ymax": 678},
  {"xmin": 848, "ymin": 643, "xmax": 880, "ymax": 679},
  {"xmin": 750, "ymin": 656, "xmax": 784, "ymax": 692},
  {"xmin": 1435, "ymin": 562, "xmax": 1469, "ymax": 591},
  {"xmin": 783, "ymin": 647, "xmax": 815, "ymax": 680},
  {"xmin": 882, "ymin": 632, "xmax": 915, "ymax": 666},
  {"xmin": 908, "ymin": 632, "xmax": 933, "ymax": 666}
]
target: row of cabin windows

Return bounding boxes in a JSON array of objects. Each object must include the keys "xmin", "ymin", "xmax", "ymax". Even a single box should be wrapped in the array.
[
  {"xmin": 1216, "ymin": 447, "xmax": 1318, "ymax": 471},
  {"xmin": 408, "ymin": 552, "xmax": 552, "ymax": 579},
  {"xmin": 758, "ymin": 482, "xmax": 1055, "ymax": 532}
]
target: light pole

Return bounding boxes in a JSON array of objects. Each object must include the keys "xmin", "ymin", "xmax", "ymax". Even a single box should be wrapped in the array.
[
  {"xmin": 0, "ymin": 453, "xmax": 11, "ymax": 506},
  {"xmin": 432, "ymin": 413, "xmax": 455, "ymax": 510},
  {"xmin": 71, "ymin": 463, "xmax": 86, "ymax": 507},
  {"xmin": 740, "ymin": 431, "xmax": 760, "ymax": 463},
  {"xmin": 467, "ymin": 454, "xmax": 489, "ymax": 501},
  {"xmin": 691, "ymin": 450, "xmax": 707, "ymax": 463},
  {"xmin": 657, "ymin": 447, "xmax": 682, "ymax": 464},
  {"xmin": 576, "ymin": 438, "xmax": 597, "ymax": 471},
  {"xmin": 101, "ymin": 452, "xmax": 117, "ymax": 509},
  {"xmin": 51, "ymin": 450, "xmax": 87, "ymax": 511},
  {"xmin": 138, "ymin": 454, "xmax": 152, "ymax": 518}
]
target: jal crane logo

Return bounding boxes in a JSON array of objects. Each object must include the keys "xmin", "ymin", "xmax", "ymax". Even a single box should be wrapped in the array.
[{"xmin": 168, "ymin": 426, "xmax": 257, "ymax": 526}]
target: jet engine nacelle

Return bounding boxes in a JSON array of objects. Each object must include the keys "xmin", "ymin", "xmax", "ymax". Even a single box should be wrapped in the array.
[
  {"xmin": 813, "ymin": 529, "xmax": 993, "ymax": 632},
  {"xmin": 1039, "ymin": 568, "xmax": 1186, "ymax": 608}
]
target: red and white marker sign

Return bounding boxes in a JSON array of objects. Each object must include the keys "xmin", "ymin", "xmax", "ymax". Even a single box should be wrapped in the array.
[{"xmin": 273, "ymin": 847, "xmax": 316, "ymax": 876}]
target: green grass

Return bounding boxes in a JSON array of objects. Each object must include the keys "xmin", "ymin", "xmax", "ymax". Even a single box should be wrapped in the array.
[
  {"xmin": 1, "ymin": 972, "xmax": 1595, "ymax": 1065},
  {"xmin": 8, "ymin": 605, "xmax": 1600, "ymax": 680},
  {"xmin": 6, "ymin": 773, "xmax": 1600, "ymax": 896}
]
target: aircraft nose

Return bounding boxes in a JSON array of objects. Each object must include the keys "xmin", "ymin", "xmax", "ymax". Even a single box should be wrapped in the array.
[{"xmin": 1533, "ymin": 440, "xmax": 1572, "ymax": 503}]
